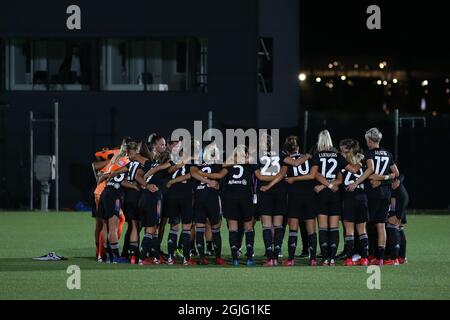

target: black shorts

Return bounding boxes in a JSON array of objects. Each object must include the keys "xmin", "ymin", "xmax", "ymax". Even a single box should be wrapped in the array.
[
  {"xmin": 316, "ymin": 188, "xmax": 342, "ymax": 216},
  {"xmin": 287, "ymin": 192, "xmax": 316, "ymax": 220},
  {"xmin": 138, "ymin": 190, "xmax": 161, "ymax": 228},
  {"xmin": 342, "ymin": 194, "xmax": 369, "ymax": 224},
  {"xmin": 193, "ymin": 195, "xmax": 221, "ymax": 225},
  {"xmin": 167, "ymin": 194, "xmax": 194, "ymax": 225},
  {"xmin": 123, "ymin": 189, "xmax": 141, "ymax": 221},
  {"xmin": 368, "ymin": 197, "xmax": 390, "ymax": 223},
  {"xmin": 257, "ymin": 191, "xmax": 287, "ymax": 216},
  {"xmin": 222, "ymin": 195, "xmax": 254, "ymax": 222},
  {"xmin": 389, "ymin": 187, "xmax": 409, "ymax": 220},
  {"xmin": 99, "ymin": 188, "xmax": 123, "ymax": 220}
]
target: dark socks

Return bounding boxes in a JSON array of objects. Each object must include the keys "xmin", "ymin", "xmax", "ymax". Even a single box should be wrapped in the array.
[
  {"xmin": 195, "ymin": 227, "xmax": 206, "ymax": 257},
  {"xmin": 262, "ymin": 227, "xmax": 273, "ymax": 260},
  {"xmin": 229, "ymin": 230, "xmax": 239, "ymax": 260},
  {"xmin": 329, "ymin": 228, "xmax": 339, "ymax": 261},
  {"xmin": 212, "ymin": 227, "xmax": 222, "ymax": 258},
  {"xmin": 273, "ymin": 225, "xmax": 284, "ymax": 260},
  {"xmin": 386, "ymin": 223, "xmax": 400, "ymax": 260},
  {"xmin": 182, "ymin": 230, "xmax": 192, "ymax": 260},
  {"xmin": 319, "ymin": 228, "xmax": 329, "ymax": 261},
  {"xmin": 140, "ymin": 233, "xmax": 153, "ymax": 259},
  {"xmin": 308, "ymin": 233, "xmax": 317, "ymax": 260},
  {"xmin": 359, "ymin": 233, "xmax": 369, "ymax": 259},
  {"xmin": 344, "ymin": 235, "xmax": 354, "ymax": 259},
  {"xmin": 288, "ymin": 229, "xmax": 298, "ymax": 260},
  {"xmin": 245, "ymin": 229, "xmax": 255, "ymax": 259},
  {"xmin": 110, "ymin": 242, "xmax": 120, "ymax": 258},
  {"xmin": 121, "ymin": 227, "xmax": 131, "ymax": 257},
  {"xmin": 130, "ymin": 241, "xmax": 139, "ymax": 257},
  {"xmin": 377, "ymin": 246, "xmax": 385, "ymax": 261},
  {"xmin": 167, "ymin": 229, "xmax": 178, "ymax": 258}
]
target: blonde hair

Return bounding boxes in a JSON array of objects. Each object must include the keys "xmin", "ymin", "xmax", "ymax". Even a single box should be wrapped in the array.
[
  {"xmin": 365, "ymin": 127, "xmax": 382, "ymax": 143},
  {"xmin": 339, "ymin": 139, "xmax": 364, "ymax": 165},
  {"xmin": 317, "ymin": 130, "xmax": 334, "ymax": 152}
]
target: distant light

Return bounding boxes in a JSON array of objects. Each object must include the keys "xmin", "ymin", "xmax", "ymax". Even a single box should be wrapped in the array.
[
  {"xmin": 333, "ymin": 61, "xmax": 338, "ymax": 67},
  {"xmin": 446, "ymin": 78, "xmax": 449, "ymax": 84},
  {"xmin": 392, "ymin": 78, "xmax": 398, "ymax": 84},
  {"xmin": 420, "ymin": 98, "xmax": 427, "ymax": 111},
  {"xmin": 347, "ymin": 80, "xmax": 354, "ymax": 86},
  {"xmin": 340, "ymin": 75, "xmax": 346, "ymax": 81},
  {"xmin": 379, "ymin": 62, "xmax": 385, "ymax": 69},
  {"xmin": 328, "ymin": 63, "xmax": 333, "ymax": 69},
  {"xmin": 446, "ymin": 88, "xmax": 450, "ymax": 94},
  {"xmin": 421, "ymin": 80, "xmax": 429, "ymax": 86},
  {"xmin": 424, "ymin": 89, "xmax": 428, "ymax": 94},
  {"xmin": 432, "ymin": 111, "xmax": 437, "ymax": 117},
  {"xmin": 383, "ymin": 80, "xmax": 388, "ymax": 86},
  {"xmin": 354, "ymin": 64, "xmax": 359, "ymax": 69},
  {"xmin": 377, "ymin": 80, "xmax": 382, "ymax": 85},
  {"xmin": 299, "ymin": 73, "xmax": 306, "ymax": 81},
  {"xmin": 315, "ymin": 77, "xmax": 322, "ymax": 83},
  {"xmin": 387, "ymin": 90, "xmax": 392, "ymax": 96}
]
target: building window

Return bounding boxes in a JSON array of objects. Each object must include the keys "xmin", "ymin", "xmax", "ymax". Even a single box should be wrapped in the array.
[
  {"xmin": 100, "ymin": 38, "xmax": 207, "ymax": 92},
  {"xmin": 5, "ymin": 39, "xmax": 91, "ymax": 91},
  {"xmin": 258, "ymin": 37, "xmax": 273, "ymax": 93}
]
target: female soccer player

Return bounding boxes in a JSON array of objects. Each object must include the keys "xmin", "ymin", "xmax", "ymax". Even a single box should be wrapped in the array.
[
  {"xmin": 310, "ymin": 130, "xmax": 360, "ymax": 266},
  {"xmin": 165, "ymin": 140, "xmax": 196, "ymax": 265},
  {"xmin": 203, "ymin": 145, "xmax": 257, "ymax": 266},
  {"xmin": 136, "ymin": 150, "xmax": 172, "ymax": 265},
  {"xmin": 261, "ymin": 136, "xmax": 318, "ymax": 266},
  {"xmin": 98, "ymin": 141, "xmax": 138, "ymax": 264},
  {"xmin": 338, "ymin": 139, "xmax": 374, "ymax": 266},
  {"xmin": 190, "ymin": 144, "xmax": 225, "ymax": 265},
  {"xmin": 254, "ymin": 134, "xmax": 288, "ymax": 266},
  {"xmin": 364, "ymin": 128, "xmax": 399, "ymax": 266}
]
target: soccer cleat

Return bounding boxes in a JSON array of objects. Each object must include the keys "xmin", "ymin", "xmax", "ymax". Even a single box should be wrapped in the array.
[
  {"xmin": 384, "ymin": 259, "xmax": 400, "ymax": 266},
  {"xmin": 263, "ymin": 259, "xmax": 275, "ymax": 267},
  {"xmin": 329, "ymin": 259, "xmax": 336, "ymax": 266},
  {"xmin": 343, "ymin": 258, "xmax": 354, "ymax": 266},
  {"xmin": 231, "ymin": 259, "xmax": 240, "ymax": 267},
  {"xmin": 283, "ymin": 259, "xmax": 295, "ymax": 267},
  {"xmin": 246, "ymin": 259, "xmax": 255, "ymax": 267},
  {"xmin": 352, "ymin": 254, "xmax": 361, "ymax": 263},
  {"xmin": 398, "ymin": 257, "xmax": 408, "ymax": 264},
  {"xmin": 309, "ymin": 259, "xmax": 318, "ymax": 266},
  {"xmin": 273, "ymin": 259, "xmax": 279, "ymax": 266},
  {"xmin": 190, "ymin": 249, "xmax": 198, "ymax": 257},
  {"xmin": 140, "ymin": 258, "xmax": 155, "ymax": 265},
  {"xmin": 359, "ymin": 258, "xmax": 369, "ymax": 266},
  {"xmin": 183, "ymin": 258, "xmax": 197, "ymax": 266},
  {"xmin": 112, "ymin": 257, "xmax": 129, "ymax": 264},
  {"xmin": 158, "ymin": 256, "xmax": 166, "ymax": 264},
  {"xmin": 167, "ymin": 257, "xmax": 175, "ymax": 265},
  {"xmin": 370, "ymin": 259, "xmax": 384, "ymax": 266},
  {"xmin": 130, "ymin": 255, "xmax": 137, "ymax": 265},
  {"xmin": 215, "ymin": 257, "xmax": 226, "ymax": 266},
  {"xmin": 205, "ymin": 250, "xmax": 212, "ymax": 257},
  {"xmin": 321, "ymin": 259, "xmax": 330, "ymax": 266},
  {"xmin": 199, "ymin": 257, "xmax": 209, "ymax": 265}
]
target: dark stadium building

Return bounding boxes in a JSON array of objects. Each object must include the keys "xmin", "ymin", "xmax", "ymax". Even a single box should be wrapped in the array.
[{"xmin": 0, "ymin": 0, "xmax": 299, "ymax": 209}]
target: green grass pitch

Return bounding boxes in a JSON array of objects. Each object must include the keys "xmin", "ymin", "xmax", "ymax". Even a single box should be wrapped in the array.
[{"xmin": 1, "ymin": 211, "xmax": 450, "ymax": 300}]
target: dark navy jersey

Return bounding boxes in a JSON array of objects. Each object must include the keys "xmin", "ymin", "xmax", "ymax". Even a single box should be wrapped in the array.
[
  {"xmin": 223, "ymin": 164, "xmax": 258, "ymax": 197},
  {"xmin": 341, "ymin": 159, "xmax": 367, "ymax": 195},
  {"xmin": 106, "ymin": 173, "xmax": 126, "ymax": 190},
  {"xmin": 365, "ymin": 148, "xmax": 395, "ymax": 199},
  {"xmin": 285, "ymin": 152, "xmax": 315, "ymax": 195},
  {"xmin": 143, "ymin": 159, "xmax": 168, "ymax": 190},
  {"xmin": 167, "ymin": 163, "xmax": 193, "ymax": 197},
  {"xmin": 257, "ymin": 151, "xmax": 286, "ymax": 192},
  {"xmin": 192, "ymin": 163, "xmax": 222, "ymax": 197},
  {"xmin": 126, "ymin": 160, "xmax": 141, "ymax": 182},
  {"xmin": 311, "ymin": 150, "xmax": 348, "ymax": 181}
]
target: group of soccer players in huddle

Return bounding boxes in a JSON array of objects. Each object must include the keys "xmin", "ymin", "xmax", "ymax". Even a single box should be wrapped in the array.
[{"xmin": 92, "ymin": 127, "xmax": 409, "ymax": 267}]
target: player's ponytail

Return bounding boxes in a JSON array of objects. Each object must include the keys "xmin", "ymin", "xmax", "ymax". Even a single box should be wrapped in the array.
[
  {"xmin": 317, "ymin": 130, "xmax": 334, "ymax": 152},
  {"xmin": 283, "ymin": 136, "xmax": 299, "ymax": 154}
]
